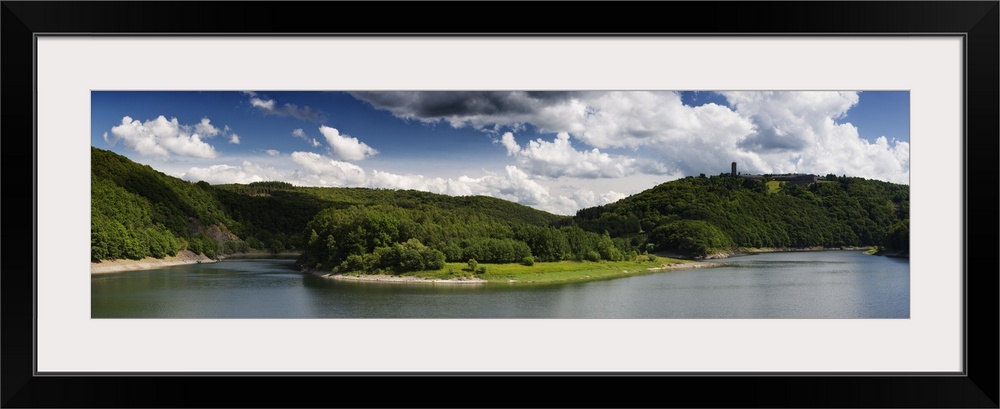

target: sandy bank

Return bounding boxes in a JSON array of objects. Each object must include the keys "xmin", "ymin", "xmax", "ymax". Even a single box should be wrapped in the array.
[{"xmin": 91, "ymin": 250, "xmax": 217, "ymax": 274}]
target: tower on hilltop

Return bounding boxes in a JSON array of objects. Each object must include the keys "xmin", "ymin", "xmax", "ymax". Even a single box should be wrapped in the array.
[{"xmin": 731, "ymin": 161, "xmax": 737, "ymax": 176}]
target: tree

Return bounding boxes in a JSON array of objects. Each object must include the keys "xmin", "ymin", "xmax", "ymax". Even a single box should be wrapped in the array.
[{"xmin": 648, "ymin": 220, "xmax": 734, "ymax": 258}]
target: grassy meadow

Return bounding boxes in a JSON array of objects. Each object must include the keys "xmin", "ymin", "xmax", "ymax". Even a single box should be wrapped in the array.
[{"xmin": 393, "ymin": 256, "xmax": 699, "ymax": 284}]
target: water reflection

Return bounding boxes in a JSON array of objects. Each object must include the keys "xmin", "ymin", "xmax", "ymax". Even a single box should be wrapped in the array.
[{"xmin": 93, "ymin": 251, "xmax": 909, "ymax": 318}]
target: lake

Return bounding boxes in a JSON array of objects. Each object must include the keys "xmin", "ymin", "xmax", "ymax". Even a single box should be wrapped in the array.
[{"xmin": 91, "ymin": 250, "xmax": 909, "ymax": 318}]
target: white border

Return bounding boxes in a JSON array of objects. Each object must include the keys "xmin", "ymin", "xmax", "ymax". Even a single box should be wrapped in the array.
[{"xmin": 37, "ymin": 37, "xmax": 962, "ymax": 373}]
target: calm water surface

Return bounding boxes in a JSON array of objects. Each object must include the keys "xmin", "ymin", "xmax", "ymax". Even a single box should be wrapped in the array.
[{"xmin": 91, "ymin": 251, "xmax": 909, "ymax": 318}]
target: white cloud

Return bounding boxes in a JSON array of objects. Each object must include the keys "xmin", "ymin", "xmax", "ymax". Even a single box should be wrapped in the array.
[
  {"xmin": 318, "ymin": 125, "xmax": 378, "ymax": 161},
  {"xmin": 570, "ymin": 189, "xmax": 627, "ymax": 209},
  {"xmin": 292, "ymin": 128, "xmax": 322, "ymax": 148},
  {"xmin": 249, "ymin": 95, "xmax": 324, "ymax": 121},
  {"xmin": 194, "ymin": 117, "xmax": 221, "ymax": 138},
  {"xmin": 106, "ymin": 115, "xmax": 218, "ymax": 159},
  {"xmin": 721, "ymin": 91, "xmax": 908, "ymax": 183},
  {"xmin": 490, "ymin": 165, "xmax": 550, "ymax": 206},
  {"xmin": 175, "ymin": 148, "xmax": 632, "ymax": 215},
  {"xmin": 183, "ymin": 161, "xmax": 286, "ymax": 185},
  {"xmin": 250, "ymin": 98, "xmax": 275, "ymax": 111},
  {"xmin": 369, "ymin": 171, "xmax": 474, "ymax": 196},
  {"xmin": 502, "ymin": 132, "xmax": 656, "ymax": 179},
  {"xmin": 354, "ymin": 91, "xmax": 755, "ymax": 175},
  {"xmin": 499, "ymin": 132, "xmax": 519, "ymax": 156},
  {"xmin": 266, "ymin": 149, "xmax": 280, "ymax": 156},
  {"xmin": 367, "ymin": 165, "xmax": 578, "ymax": 214},
  {"xmin": 229, "ymin": 133, "xmax": 240, "ymax": 144},
  {"xmin": 290, "ymin": 151, "xmax": 367, "ymax": 186},
  {"xmin": 353, "ymin": 91, "xmax": 909, "ymax": 184}
]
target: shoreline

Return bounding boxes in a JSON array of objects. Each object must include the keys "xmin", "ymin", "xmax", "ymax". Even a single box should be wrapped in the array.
[
  {"xmin": 647, "ymin": 260, "xmax": 721, "ymax": 271},
  {"xmin": 219, "ymin": 252, "xmax": 302, "ymax": 260},
  {"xmin": 307, "ymin": 270, "xmax": 488, "ymax": 284},
  {"xmin": 702, "ymin": 246, "xmax": 876, "ymax": 260},
  {"xmin": 306, "ymin": 259, "xmax": 722, "ymax": 285},
  {"xmin": 91, "ymin": 251, "xmax": 303, "ymax": 274},
  {"xmin": 91, "ymin": 250, "xmax": 216, "ymax": 274}
]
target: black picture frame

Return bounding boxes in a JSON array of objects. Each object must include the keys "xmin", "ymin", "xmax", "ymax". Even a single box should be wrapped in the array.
[{"xmin": 3, "ymin": 1, "xmax": 997, "ymax": 407}]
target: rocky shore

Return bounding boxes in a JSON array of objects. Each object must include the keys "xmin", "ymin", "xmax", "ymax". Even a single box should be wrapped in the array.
[{"xmin": 702, "ymin": 246, "xmax": 876, "ymax": 260}]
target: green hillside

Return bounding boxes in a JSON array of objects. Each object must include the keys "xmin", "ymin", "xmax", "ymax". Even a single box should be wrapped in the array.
[
  {"xmin": 91, "ymin": 147, "xmax": 576, "ymax": 265},
  {"xmin": 91, "ymin": 147, "xmax": 240, "ymax": 260},
  {"xmin": 573, "ymin": 173, "xmax": 909, "ymax": 257}
]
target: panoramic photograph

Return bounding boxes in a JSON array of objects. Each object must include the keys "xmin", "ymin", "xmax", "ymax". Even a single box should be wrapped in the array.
[{"xmin": 90, "ymin": 90, "xmax": 910, "ymax": 318}]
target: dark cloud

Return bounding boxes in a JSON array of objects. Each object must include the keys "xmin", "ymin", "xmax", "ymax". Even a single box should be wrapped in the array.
[
  {"xmin": 737, "ymin": 129, "xmax": 810, "ymax": 152},
  {"xmin": 350, "ymin": 91, "xmax": 583, "ymax": 120}
]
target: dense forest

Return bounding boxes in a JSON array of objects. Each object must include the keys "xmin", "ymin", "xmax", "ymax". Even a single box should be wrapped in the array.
[
  {"xmin": 91, "ymin": 147, "xmax": 909, "ymax": 270},
  {"xmin": 573, "ymin": 173, "xmax": 910, "ymax": 257}
]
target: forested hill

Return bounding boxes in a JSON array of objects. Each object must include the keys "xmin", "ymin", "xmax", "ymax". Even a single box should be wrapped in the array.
[
  {"xmin": 90, "ymin": 147, "xmax": 567, "ymax": 262},
  {"xmin": 92, "ymin": 147, "xmax": 909, "ymax": 267},
  {"xmin": 92, "ymin": 147, "xmax": 238, "ymax": 260},
  {"xmin": 572, "ymin": 173, "xmax": 910, "ymax": 257}
]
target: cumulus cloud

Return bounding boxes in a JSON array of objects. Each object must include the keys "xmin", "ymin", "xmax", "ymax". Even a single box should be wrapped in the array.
[
  {"xmin": 570, "ymin": 189, "xmax": 628, "ymax": 209},
  {"xmin": 499, "ymin": 132, "xmax": 519, "ymax": 155},
  {"xmin": 367, "ymin": 165, "xmax": 578, "ymax": 214},
  {"xmin": 353, "ymin": 90, "xmax": 909, "ymax": 184},
  {"xmin": 250, "ymin": 98, "xmax": 276, "ymax": 111},
  {"xmin": 106, "ymin": 115, "xmax": 218, "ymax": 159},
  {"xmin": 724, "ymin": 91, "xmax": 858, "ymax": 152},
  {"xmin": 178, "ymin": 147, "xmax": 629, "ymax": 215},
  {"xmin": 318, "ymin": 125, "xmax": 378, "ymax": 161},
  {"xmin": 500, "ymin": 132, "xmax": 665, "ymax": 179},
  {"xmin": 352, "ymin": 91, "xmax": 755, "ymax": 175},
  {"xmin": 181, "ymin": 153, "xmax": 368, "ymax": 187},
  {"xmin": 265, "ymin": 149, "xmax": 280, "ymax": 156},
  {"xmin": 721, "ymin": 91, "xmax": 908, "ymax": 183},
  {"xmin": 183, "ymin": 161, "xmax": 288, "ymax": 185},
  {"xmin": 248, "ymin": 95, "xmax": 324, "ymax": 121},
  {"xmin": 367, "ymin": 165, "xmax": 631, "ymax": 214},
  {"xmin": 229, "ymin": 133, "xmax": 240, "ymax": 144},
  {"xmin": 194, "ymin": 117, "xmax": 222, "ymax": 138},
  {"xmin": 289, "ymin": 151, "xmax": 368, "ymax": 186},
  {"xmin": 369, "ymin": 171, "xmax": 474, "ymax": 196}
]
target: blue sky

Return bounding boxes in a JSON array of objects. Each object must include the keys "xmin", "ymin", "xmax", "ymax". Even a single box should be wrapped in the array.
[{"xmin": 92, "ymin": 91, "xmax": 910, "ymax": 215}]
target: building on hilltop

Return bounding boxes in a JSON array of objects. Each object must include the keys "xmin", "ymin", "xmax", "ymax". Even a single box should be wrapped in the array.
[
  {"xmin": 768, "ymin": 173, "xmax": 819, "ymax": 185},
  {"xmin": 730, "ymin": 162, "xmax": 818, "ymax": 185}
]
